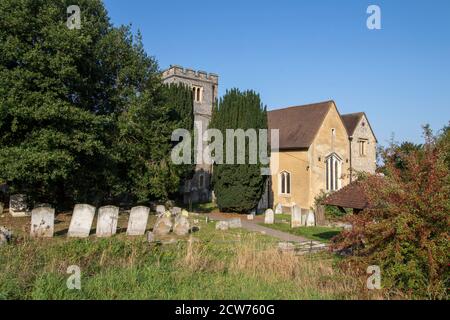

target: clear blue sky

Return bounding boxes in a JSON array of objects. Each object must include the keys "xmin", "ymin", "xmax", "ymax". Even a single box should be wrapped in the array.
[{"xmin": 103, "ymin": 0, "xmax": 450, "ymax": 145}]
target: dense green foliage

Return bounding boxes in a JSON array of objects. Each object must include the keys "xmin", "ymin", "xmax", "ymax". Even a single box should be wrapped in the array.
[
  {"xmin": 0, "ymin": 0, "xmax": 193, "ymax": 207},
  {"xmin": 209, "ymin": 89, "xmax": 268, "ymax": 213},
  {"xmin": 333, "ymin": 124, "xmax": 450, "ymax": 299}
]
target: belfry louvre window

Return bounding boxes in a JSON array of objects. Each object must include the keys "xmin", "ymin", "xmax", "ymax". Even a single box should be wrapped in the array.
[
  {"xmin": 192, "ymin": 86, "xmax": 203, "ymax": 103},
  {"xmin": 326, "ymin": 154, "xmax": 342, "ymax": 191},
  {"xmin": 280, "ymin": 171, "xmax": 291, "ymax": 195}
]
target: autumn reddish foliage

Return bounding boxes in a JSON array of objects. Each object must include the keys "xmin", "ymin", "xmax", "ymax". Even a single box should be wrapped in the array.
[{"xmin": 333, "ymin": 126, "xmax": 450, "ymax": 299}]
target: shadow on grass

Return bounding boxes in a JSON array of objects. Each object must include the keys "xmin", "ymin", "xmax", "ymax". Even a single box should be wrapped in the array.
[{"xmin": 312, "ymin": 231, "xmax": 341, "ymax": 241}]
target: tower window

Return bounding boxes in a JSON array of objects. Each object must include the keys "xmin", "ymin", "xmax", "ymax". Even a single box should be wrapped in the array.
[
  {"xmin": 192, "ymin": 86, "xmax": 203, "ymax": 103},
  {"xmin": 279, "ymin": 171, "xmax": 291, "ymax": 195}
]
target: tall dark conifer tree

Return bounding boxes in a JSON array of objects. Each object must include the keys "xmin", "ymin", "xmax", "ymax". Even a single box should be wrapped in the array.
[{"xmin": 209, "ymin": 89, "xmax": 268, "ymax": 212}]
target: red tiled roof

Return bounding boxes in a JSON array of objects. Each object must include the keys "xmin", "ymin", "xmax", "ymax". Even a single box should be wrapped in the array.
[{"xmin": 322, "ymin": 181, "xmax": 371, "ymax": 210}]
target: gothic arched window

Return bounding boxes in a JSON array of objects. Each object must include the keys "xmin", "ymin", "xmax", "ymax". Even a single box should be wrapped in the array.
[
  {"xmin": 279, "ymin": 171, "xmax": 291, "ymax": 195},
  {"xmin": 326, "ymin": 154, "xmax": 342, "ymax": 191}
]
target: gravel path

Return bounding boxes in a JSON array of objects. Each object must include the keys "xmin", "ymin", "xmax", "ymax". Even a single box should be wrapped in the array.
[{"xmin": 208, "ymin": 212, "xmax": 309, "ymax": 243}]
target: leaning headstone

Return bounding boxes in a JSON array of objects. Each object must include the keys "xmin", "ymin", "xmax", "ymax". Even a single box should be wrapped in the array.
[
  {"xmin": 30, "ymin": 206, "xmax": 55, "ymax": 238},
  {"xmin": 275, "ymin": 203, "xmax": 283, "ymax": 215},
  {"xmin": 96, "ymin": 206, "xmax": 119, "ymax": 237},
  {"xmin": 264, "ymin": 209, "xmax": 274, "ymax": 224},
  {"xmin": 215, "ymin": 221, "xmax": 229, "ymax": 231},
  {"xmin": 173, "ymin": 215, "xmax": 190, "ymax": 236},
  {"xmin": 228, "ymin": 218, "xmax": 242, "ymax": 229},
  {"xmin": 156, "ymin": 205, "xmax": 165, "ymax": 216},
  {"xmin": 9, "ymin": 194, "xmax": 29, "ymax": 217},
  {"xmin": 126, "ymin": 206, "xmax": 150, "ymax": 236},
  {"xmin": 291, "ymin": 205, "xmax": 302, "ymax": 228},
  {"xmin": 306, "ymin": 211, "xmax": 316, "ymax": 227},
  {"xmin": 68, "ymin": 204, "xmax": 96, "ymax": 238},
  {"xmin": 153, "ymin": 216, "xmax": 172, "ymax": 236},
  {"xmin": 0, "ymin": 226, "xmax": 12, "ymax": 246},
  {"xmin": 171, "ymin": 207, "xmax": 182, "ymax": 216}
]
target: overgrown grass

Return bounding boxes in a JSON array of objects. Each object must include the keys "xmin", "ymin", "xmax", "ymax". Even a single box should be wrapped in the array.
[{"xmin": 0, "ymin": 218, "xmax": 381, "ymax": 300}]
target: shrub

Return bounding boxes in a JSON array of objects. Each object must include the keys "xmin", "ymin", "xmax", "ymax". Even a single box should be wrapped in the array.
[{"xmin": 332, "ymin": 125, "xmax": 450, "ymax": 299}]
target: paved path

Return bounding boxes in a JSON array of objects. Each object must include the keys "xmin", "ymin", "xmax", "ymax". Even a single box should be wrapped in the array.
[{"xmin": 208, "ymin": 212, "xmax": 309, "ymax": 243}]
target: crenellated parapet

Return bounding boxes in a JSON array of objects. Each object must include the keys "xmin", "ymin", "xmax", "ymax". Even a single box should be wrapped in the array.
[{"xmin": 161, "ymin": 65, "xmax": 218, "ymax": 84}]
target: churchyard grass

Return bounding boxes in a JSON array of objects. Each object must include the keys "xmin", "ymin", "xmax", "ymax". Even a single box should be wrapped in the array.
[
  {"xmin": 0, "ymin": 214, "xmax": 381, "ymax": 300},
  {"xmin": 261, "ymin": 215, "xmax": 343, "ymax": 243}
]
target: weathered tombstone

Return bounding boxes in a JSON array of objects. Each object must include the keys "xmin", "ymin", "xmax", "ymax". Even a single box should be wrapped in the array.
[
  {"xmin": 228, "ymin": 218, "xmax": 242, "ymax": 229},
  {"xmin": 173, "ymin": 215, "xmax": 190, "ymax": 236},
  {"xmin": 171, "ymin": 207, "xmax": 182, "ymax": 216},
  {"xmin": 9, "ymin": 194, "xmax": 29, "ymax": 217},
  {"xmin": 301, "ymin": 208, "xmax": 309, "ymax": 226},
  {"xmin": 0, "ymin": 202, "xmax": 4, "ymax": 215},
  {"xmin": 30, "ymin": 206, "xmax": 55, "ymax": 238},
  {"xmin": 0, "ymin": 226, "xmax": 12, "ymax": 246},
  {"xmin": 306, "ymin": 210, "xmax": 316, "ymax": 227},
  {"xmin": 264, "ymin": 208, "xmax": 274, "ymax": 224},
  {"xmin": 146, "ymin": 231, "xmax": 155, "ymax": 243},
  {"xmin": 68, "ymin": 204, "xmax": 96, "ymax": 238},
  {"xmin": 215, "ymin": 221, "xmax": 229, "ymax": 231},
  {"xmin": 156, "ymin": 205, "xmax": 165, "ymax": 216},
  {"xmin": 153, "ymin": 216, "xmax": 172, "ymax": 236},
  {"xmin": 275, "ymin": 203, "xmax": 283, "ymax": 215},
  {"xmin": 96, "ymin": 206, "xmax": 119, "ymax": 237},
  {"xmin": 126, "ymin": 206, "xmax": 150, "ymax": 236},
  {"xmin": 291, "ymin": 205, "xmax": 302, "ymax": 228},
  {"xmin": 247, "ymin": 214, "xmax": 254, "ymax": 220}
]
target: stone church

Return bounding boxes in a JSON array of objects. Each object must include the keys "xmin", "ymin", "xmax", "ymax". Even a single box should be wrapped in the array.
[
  {"xmin": 267, "ymin": 100, "xmax": 377, "ymax": 211},
  {"xmin": 161, "ymin": 66, "xmax": 377, "ymax": 209}
]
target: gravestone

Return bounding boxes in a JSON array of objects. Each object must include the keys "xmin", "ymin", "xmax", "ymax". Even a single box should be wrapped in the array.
[
  {"xmin": 126, "ymin": 206, "xmax": 150, "ymax": 236},
  {"xmin": 301, "ymin": 209, "xmax": 309, "ymax": 226},
  {"xmin": 153, "ymin": 216, "xmax": 172, "ymax": 236},
  {"xmin": 216, "ymin": 221, "xmax": 229, "ymax": 231},
  {"xmin": 247, "ymin": 214, "xmax": 254, "ymax": 220},
  {"xmin": 173, "ymin": 215, "xmax": 190, "ymax": 236},
  {"xmin": 0, "ymin": 226, "xmax": 12, "ymax": 246},
  {"xmin": 275, "ymin": 203, "xmax": 283, "ymax": 215},
  {"xmin": 96, "ymin": 206, "xmax": 119, "ymax": 237},
  {"xmin": 30, "ymin": 207, "xmax": 55, "ymax": 238},
  {"xmin": 306, "ymin": 210, "xmax": 316, "ymax": 227},
  {"xmin": 171, "ymin": 207, "xmax": 182, "ymax": 216},
  {"xmin": 9, "ymin": 194, "xmax": 29, "ymax": 217},
  {"xmin": 156, "ymin": 205, "xmax": 165, "ymax": 216},
  {"xmin": 264, "ymin": 208, "xmax": 274, "ymax": 224},
  {"xmin": 228, "ymin": 218, "xmax": 242, "ymax": 229},
  {"xmin": 68, "ymin": 204, "xmax": 96, "ymax": 237},
  {"xmin": 0, "ymin": 202, "xmax": 4, "ymax": 215},
  {"xmin": 146, "ymin": 231, "xmax": 155, "ymax": 243},
  {"xmin": 291, "ymin": 205, "xmax": 302, "ymax": 228}
]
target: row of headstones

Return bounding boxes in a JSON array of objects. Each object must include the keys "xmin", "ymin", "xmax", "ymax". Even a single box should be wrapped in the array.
[
  {"xmin": 263, "ymin": 204, "xmax": 315, "ymax": 227},
  {"xmin": 30, "ymin": 203, "xmax": 178, "ymax": 238}
]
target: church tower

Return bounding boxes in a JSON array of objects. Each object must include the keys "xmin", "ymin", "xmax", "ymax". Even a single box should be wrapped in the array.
[{"xmin": 161, "ymin": 65, "xmax": 219, "ymax": 203}]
